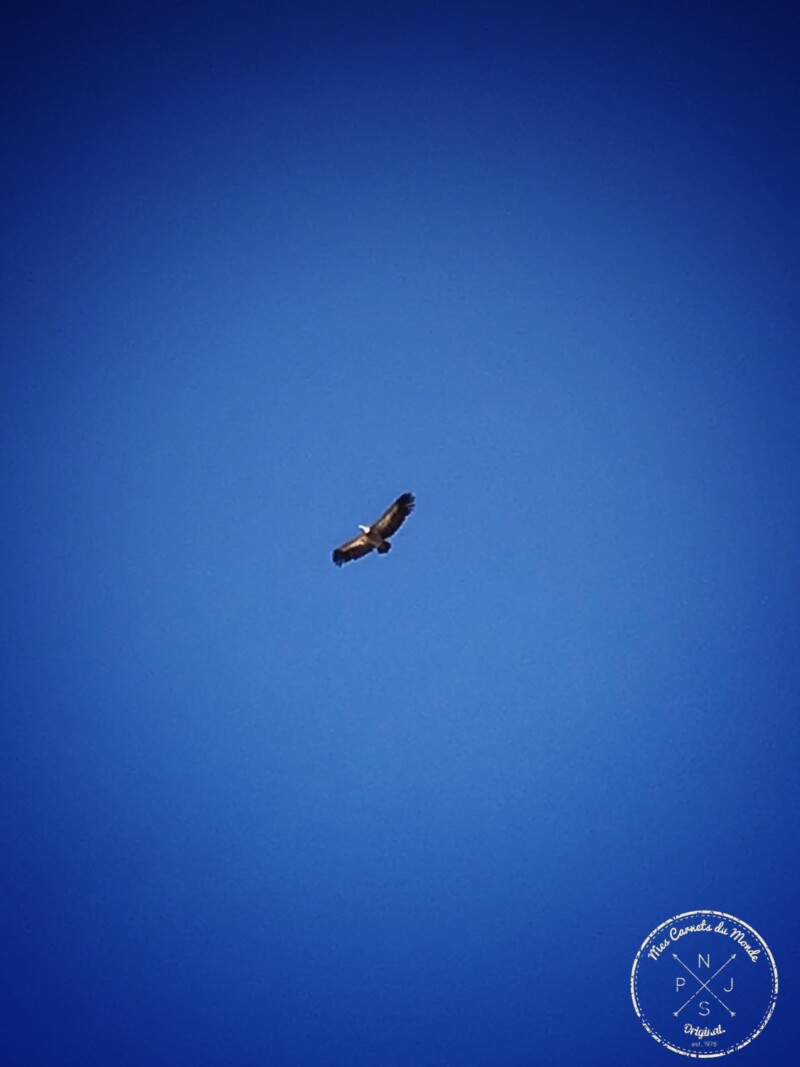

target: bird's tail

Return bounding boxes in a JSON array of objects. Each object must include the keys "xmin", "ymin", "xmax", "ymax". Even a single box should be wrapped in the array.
[{"xmin": 376, "ymin": 541, "xmax": 391, "ymax": 555}]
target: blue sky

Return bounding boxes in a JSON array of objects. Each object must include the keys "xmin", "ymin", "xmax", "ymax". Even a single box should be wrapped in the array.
[{"xmin": 2, "ymin": 3, "xmax": 799, "ymax": 1064}]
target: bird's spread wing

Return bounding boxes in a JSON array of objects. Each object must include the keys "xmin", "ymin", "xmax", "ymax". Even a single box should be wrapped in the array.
[
  {"xmin": 372, "ymin": 492, "xmax": 415, "ymax": 538},
  {"xmin": 332, "ymin": 534, "xmax": 374, "ymax": 566}
]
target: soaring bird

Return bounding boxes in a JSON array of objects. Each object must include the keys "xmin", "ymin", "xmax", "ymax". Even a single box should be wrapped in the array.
[{"xmin": 332, "ymin": 492, "xmax": 415, "ymax": 566}]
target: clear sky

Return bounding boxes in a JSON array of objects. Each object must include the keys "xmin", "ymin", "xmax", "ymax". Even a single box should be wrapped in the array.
[{"xmin": 2, "ymin": 3, "xmax": 799, "ymax": 1064}]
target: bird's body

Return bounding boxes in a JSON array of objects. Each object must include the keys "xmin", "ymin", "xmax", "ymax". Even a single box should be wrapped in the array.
[
  {"xmin": 332, "ymin": 492, "xmax": 415, "ymax": 566},
  {"xmin": 358, "ymin": 524, "xmax": 391, "ymax": 553}
]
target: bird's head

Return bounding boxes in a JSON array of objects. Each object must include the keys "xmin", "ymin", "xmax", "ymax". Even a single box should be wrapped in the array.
[{"xmin": 358, "ymin": 524, "xmax": 371, "ymax": 534}]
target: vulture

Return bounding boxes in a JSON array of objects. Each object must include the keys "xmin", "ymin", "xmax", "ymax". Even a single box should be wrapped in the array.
[{"xmin": 332, "ymin": 492, "xmax": 415, "ymax": 566}]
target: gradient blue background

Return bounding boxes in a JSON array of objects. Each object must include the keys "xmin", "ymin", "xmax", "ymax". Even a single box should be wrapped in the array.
[{"xmin": 2, "ymin": 3, "xmax": 799, "ymax": 1064}]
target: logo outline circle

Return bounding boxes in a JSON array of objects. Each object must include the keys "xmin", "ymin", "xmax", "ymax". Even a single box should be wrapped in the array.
[{"xmin": 630, "ymin": 909, "xmax": 778, "ymax": 1058}]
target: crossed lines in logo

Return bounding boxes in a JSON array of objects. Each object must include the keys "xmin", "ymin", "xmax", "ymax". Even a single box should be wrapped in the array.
[{"xmin": 672, "ymin": 953, "xmax": 737, "ymax": 1018}]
